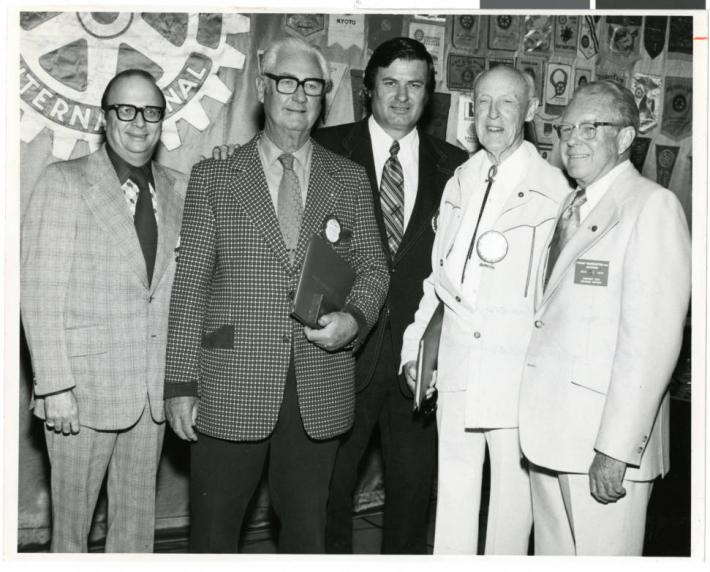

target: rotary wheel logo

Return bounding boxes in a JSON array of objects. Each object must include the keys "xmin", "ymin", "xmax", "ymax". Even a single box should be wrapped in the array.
[{"xmin": 20, "ymin": 12, "xmax": 250, "ymax": 159}]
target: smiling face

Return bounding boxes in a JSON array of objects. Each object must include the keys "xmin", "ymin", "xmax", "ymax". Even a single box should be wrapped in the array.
[
  {"xmin": 103, "ymin": 74, "xmax": 163, "ymax": 166},
  {"xmin": 369, "ymin": 58, "xmax": 429, "ymax": 140},
  {"xmin": 257, "ymin": 48, "xmax": 324, "ymax": 147},
  {"xmin": 473, "ymin": 67, "xmax": 536, "ymax": 164},
  {"xmin": 560, "ymin": 92, "xmax": 633, "ymax": 188}
]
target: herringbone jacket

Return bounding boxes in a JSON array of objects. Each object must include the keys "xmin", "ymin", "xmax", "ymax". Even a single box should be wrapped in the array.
[
  {"xmin": 21, "ymin": 146, "xmax": 187, "ymax": 430},
  {"xmin": 164, "ymin": 135, "xmax": 389, "ymax": 442}
]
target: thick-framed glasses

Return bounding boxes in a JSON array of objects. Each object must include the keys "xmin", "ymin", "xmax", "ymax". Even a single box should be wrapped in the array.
[
  {"xmin": 264, "ymin": 73, "xmax": 329, "ymax": 96},
  {"xmin": 104, "ymin": 104, "xmax": 165, "ymax": 123},
  {"xmin": 553, "ymin": 121, "xmax": 624, "ymax": 141}
]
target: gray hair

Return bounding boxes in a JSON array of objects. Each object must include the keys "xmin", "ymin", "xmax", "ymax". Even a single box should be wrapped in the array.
[
  {"xmin": 261, "ymin": 37, "xmax": 331, "ymax": 83},
  {"xmin": 572, "ymin": 80, "xmax": 640, "ymax": 133},
  {"xmin": 472, "ymin": 66, "xmax": 537, "ymax": 103}
]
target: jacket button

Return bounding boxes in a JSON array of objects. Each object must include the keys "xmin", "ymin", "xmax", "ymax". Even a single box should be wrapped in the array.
[
  {"xmin": 534, "ymin": 320, "xmax": 544, "ymax": 328},
  {"xmin": 473, "ymin": 331, "xmax": 481, "ymax": 339},
  {"xmin": 518, "ymin": 191, "xmax": 524, "ymax": 198},
  {"xmin": 591, "ymin": 225, "xmax": 598, "ymax": 232},
  {"xmin": 439, "ymin": 259, "xmax": 443, "ymax": 267},
  {"xmin": 637, "ymin": 446, "xmax": 644, "ymax": 453},
  {"xmin": 455, "ymin": 296, "xmax": 461, "ymax": 302}
]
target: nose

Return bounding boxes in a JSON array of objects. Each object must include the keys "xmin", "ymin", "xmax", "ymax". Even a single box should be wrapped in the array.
[
  {"xmin": 566, "ymin": 125, "xmax": 583, "ymax": 145},
  {"xmin": 487, "ymin": 102, "xmax": 500, "ymax": 119},
  {"xmin": 395, "ymin": 84, "xmax": 409, "ymax": 101},
  {"xmin": 132, "ymin": 110, "xmax": 146, "ymax": 127},
  {"xmin": 292, "ymin": 84, "xmax": 308, "ymax": 103}
]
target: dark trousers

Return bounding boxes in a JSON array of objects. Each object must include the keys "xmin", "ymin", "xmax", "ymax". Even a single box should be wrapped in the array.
[
  {"xmin": 189, "ymin": 359, "xmax": 339, "ymax": 553},
  {"xmin": 325, "ymin": 330, "xmax": 437, "ymax": 554}
]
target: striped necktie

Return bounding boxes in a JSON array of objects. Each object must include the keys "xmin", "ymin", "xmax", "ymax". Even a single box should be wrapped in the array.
[
  {"xmin": 380, "ymin": 140, "xmax": 404, "ymax": 256},
  {"xmin": 277, "ymin": 153, "xmax": 303, "ymax": 263},
  {"xmin": 544, "ymin": 188, "xmax": 587, "ymax": 288}
]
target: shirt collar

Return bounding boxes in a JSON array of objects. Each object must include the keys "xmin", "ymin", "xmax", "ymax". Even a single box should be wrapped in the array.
[
  {"xmin": 368, "ymin": 115, "xmax": 419, "ymax": 155},
  {"xmin": 106, "ymin": 143, "xmax": 154, "ymax": 188},
  {"xmin": 258, "ymin": 131, "xmax": 313, "ymax": 170}
]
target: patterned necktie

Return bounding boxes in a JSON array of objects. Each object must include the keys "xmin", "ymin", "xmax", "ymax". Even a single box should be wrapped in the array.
[
  {"xmin": 132, "ymin": 177, "xmax": 158, "ymax": 285},
  {"xmin": 277, "ymin": 153, "xmax": 303, "ymax": 263},
  {"xmin": 544, "ymin": 188, "xmax": 588, "ymax": 288},
  {"xmin": 380, "ymin": 140, "xmax": 404, "ymax": 256}
]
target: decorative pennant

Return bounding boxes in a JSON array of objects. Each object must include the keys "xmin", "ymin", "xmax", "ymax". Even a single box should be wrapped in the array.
[
  {"xmin": 535, "ymin": 119, "xmax": 556, "ymax": 146},
  {"xmin": 285, "ymin": 14, "xmax": 325, "ymax": 39},
  {"xmin": 554, "ymin": 16, "xmax": 580, "ymax": 55},
  {"xmin": 631, "ymin": 73, "xmax": 662, "ymax": 134},
  {"xmin": 596, "ymin": 61, "xmax": 627, "ymax": 86},
  {"xmin": 457, "ymin": 93, "xmax": 477, "ymax": 153},
  {"xmin": 452, "ymin": 15, "xmax": 480, "ymax": 51},
  {"xmin": 487, "ymin": 56, "xmax": 516, "ymax": 70},
  {"xmin": 662, "ymin": 76, "xmax": 692, "ymax": 141},
  {"xmin": 323, "ymin": 61, "xmax": 348, "ymax": 122},
  {"xmin": 447, "ymin": 54, "xmax": 485, "ymax": 92},
  {"xmin": 523, "ymin": 16, "xmax": 553, "ymax": 55},
  {"xmin": 327, "ymin": 15, "xmax": 365, "ymax": 51},
  {"xmin": 367, "ymin": 14, "xmax": 404, "ymax": 53},
  {"xmin": 538, "ymin": 142, "xmax": 554, "ymax": 162},
  {"xmin": 668, "ymin": 17, "xmax": 693, "ymax": 60},
  {"xmin": 629, "ymin": 137, "xmax": 651, "ymax": 173},
  {"xmin": 488, "ymin": 15, "xmax": 521, "ymax": 52},
  {"xmin": 574, "ymin": 67, "xmax": 593, "ymax": 89},
  {"xmin": 544, "ymin": 62, "xmax": 573, "ymax": 117},
  {"xmin": 421, "ymin": 92, "xmax": 452, "ymax": 141},
  {"xmin": 409, "ymin": 21, "xmax": 446, "ymax": 78},
  {"xmin": 655, "ymin": 144, "xmax": 679, "ymax": 188},
  {"xmin": 350, "ymin": 69, "xmax": 367, "ymax": 121},
  {"xmin": 603, "ymin": 16, "xmax": 642, "ymax": 68},
  {"xmin": 517, "ymin": 57, "xmax": 544, "ymax": 101},
  {"xmin": 579, "ymin": 16, "xmax": 600, "ymax": 60},
  {"xmin": 643, "ymin": 16, "xmax": 667, "ymax": 60}
]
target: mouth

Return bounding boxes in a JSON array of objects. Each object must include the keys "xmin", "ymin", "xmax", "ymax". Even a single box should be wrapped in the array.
[
  {"xmin": 566, "ymin": 152, "xmax": 590, "ymax": 160},
  {"xmin": 390, "ymin": 106, "xmax": 410, "ymax": 114},
  {"xmin": 485, "ymin": 125, "xmax": 505, "ymax": 134}
]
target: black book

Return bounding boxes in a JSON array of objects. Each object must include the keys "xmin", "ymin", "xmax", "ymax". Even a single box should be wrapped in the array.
[
  {"xmin": 291, "ymin": 236, "xmax": 356, "ymax": 328},
  {"xmin": 415, "ymin": 301, "xmax": 444, "ymax": 411}
]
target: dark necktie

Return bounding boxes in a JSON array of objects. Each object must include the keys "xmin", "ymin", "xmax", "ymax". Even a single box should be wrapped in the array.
[
  {"xmin": 132, "ymin": 177, "xmax": 158, "ymax": 285},
  {"xmin": 277, "ymin": 153, "xmax": 303, "ymax": 263},
  {"xmin": 380, "ymin": 140, "xmax": 405, "ymax": 256},
  {"xmin": 544, "ymin": 188, "xmax": 588, "ymax": 288},
  {"xmin": 461, "ymin": 164, "xmax": 497, "ymax": 283}
]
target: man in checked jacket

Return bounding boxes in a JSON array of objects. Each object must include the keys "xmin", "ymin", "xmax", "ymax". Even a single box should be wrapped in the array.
[{"xmin": 164, "ymin": 37, "xmax": 389, "ymax": 553}]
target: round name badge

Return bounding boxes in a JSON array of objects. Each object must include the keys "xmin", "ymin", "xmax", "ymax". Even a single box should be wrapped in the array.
[
  {"xmin": 324, "ymin": 216, "xmax": 342, "ymax": 244},
  {"xmin": 476, "ymin": 230, "xmax": 508, "ymax": 264}
]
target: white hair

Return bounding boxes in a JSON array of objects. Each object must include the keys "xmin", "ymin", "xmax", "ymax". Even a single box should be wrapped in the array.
[{"xmin": 261, "ymin": 37, "xmax": 330, "ymax": 83}]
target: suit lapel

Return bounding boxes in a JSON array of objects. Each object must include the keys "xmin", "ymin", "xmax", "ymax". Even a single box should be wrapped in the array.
[
  {"xmin": 393, "ymin": 134, "xmax": 441, "ymax": 263},
  {"xmin": 151, "ymin": 163, "xmax": 182, "ymax": 292},
  {"xmin": 80, "ymin": 147, "xmax": 149, "ymax": 287},
  {"xmin": 226, "ymin": 137, "xmax": 291, "ymax": 270},
  {"xmin": 540, "ymin": 182, "xmax": 622, "ymax": 307}
]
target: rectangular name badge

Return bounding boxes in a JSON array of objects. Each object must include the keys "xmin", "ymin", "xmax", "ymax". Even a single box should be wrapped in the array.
[{"xmin": 574, "ymin": 259, "xmax": 609, "ymax": 286}]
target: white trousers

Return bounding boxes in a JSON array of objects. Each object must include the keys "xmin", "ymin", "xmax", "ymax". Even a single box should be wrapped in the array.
[
  {"xmin": 433, "ymin": 390, "xmax": 532, "ymax": 554},
  {"xmin": 529, "ymin": 463, "xmax": 653, "ymax": 555}
]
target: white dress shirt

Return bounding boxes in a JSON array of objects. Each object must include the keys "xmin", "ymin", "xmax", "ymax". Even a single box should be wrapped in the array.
[{"xmin": 368, "ymin": 115, "xmax": 419, "ymax": 231}]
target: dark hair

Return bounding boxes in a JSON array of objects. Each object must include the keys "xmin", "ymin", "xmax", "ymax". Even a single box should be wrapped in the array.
[
  {"xmin": 364, "ymin": 37, "xmax": 435, "ymax": 95},
  {"xmin": 573, "ymin": 80, "xmax": 640, "ymax": 134},
  {"xmin": 100, "ymin": 69, "xmax": 166, "ymax": 110}
]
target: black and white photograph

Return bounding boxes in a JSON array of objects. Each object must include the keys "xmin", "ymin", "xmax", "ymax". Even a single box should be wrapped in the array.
[{"xmin": 3, "ymin": 1, "xmax": 708, "ymax": 567}]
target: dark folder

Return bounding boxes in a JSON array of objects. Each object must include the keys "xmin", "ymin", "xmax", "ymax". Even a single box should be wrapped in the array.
[
  {"xmin": 291, "ymin": 236, "xmax": 356, "ymax": 328},
  {"xmin": 414, "ymin": 301, "xmax": 444, "ymax": 411}
]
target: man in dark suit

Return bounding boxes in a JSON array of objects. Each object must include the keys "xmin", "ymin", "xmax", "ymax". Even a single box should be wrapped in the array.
[
  {"xmin": 315, "ymin": 38, "xmax": 468, "ymax": 554},
  {"xmin": 164, "ymin": 37, "xmax": 389, "ymax": 553}
]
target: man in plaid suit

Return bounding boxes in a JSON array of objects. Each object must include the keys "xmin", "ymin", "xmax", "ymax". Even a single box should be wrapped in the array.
[
  {"xmin": 21, "ymin": 70, "xmax": 187, "ymax": 552},
  {"xmin": 164, "ymin": 37, "xmax": 389, "ymax": 553}
]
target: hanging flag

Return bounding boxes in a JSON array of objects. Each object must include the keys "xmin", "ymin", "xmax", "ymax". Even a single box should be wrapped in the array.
[
  {"xmin": 452, "ymin": 15, "xmax": 480, "ymax": 51},
  {"xmin": 488, "ymin": 15, "xmax": 521, "ymax": 52},
  {"xmin": 655, "ymin": 144, "xmax": 679, "ymax": 188},
  {"xmin": 579, "ymin": 15, "xmax": 600, "ymax": 60},
  {"xmin": 631, "ymin": 73, "xmax": 663, "ymax": 134},
  {"xmin": 284, "ymin": 14, "xmax": 325, "ymax": 39},
  {"xmin": 523, "ymin": 16, "xmax": 553, "ymax": 55},
  {"xmin": 544, "ymin": 62, "xmax": 573, "ymax": 116},
  {"xmin": 327, "ymin": 14, "xmax": 365, "ymax": 51},
  {"xmin": 554, "ymin": 16, "xmax": 580, "ymax": 55},
  {"xmin": 662, "ymin": 76, "xmax": 692, "ymax": 140},
  {"xmin": 643, "ymin": 16, "xmax": 667, "ymax": 60},
  {"xmin": 629, "ymin": 137, "xmax": 652, "ymax": 172},
  {"xmin": 668, "ymin": 17, "xmax": 693, "ymax": 61},
  {"xmin": 517, "ymin": 57, "xmax": 544, "ymax": 101},
  {"xmin": 447, "ymin": 54, "xmax": 485, "ymax": 92}
]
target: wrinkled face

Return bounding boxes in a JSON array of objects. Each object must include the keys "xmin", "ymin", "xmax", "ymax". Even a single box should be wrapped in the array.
[
  {"xmin": 474, "ymin": 68, "xmax": 535, "ymax": 163},
  {"xmin": 369, "ymin": 58, "xmax": 429, "ymax": 138},
  {"xmin": 257, "ymin": 49, "xmax": 324, "ymax": 138},
  {"xmin": 103, "ymin": 75, "xmax": 163, "ymax": 165},
  {"xmin": 560, "ymin": 93, "xmax": 628, "ymax": 188}
]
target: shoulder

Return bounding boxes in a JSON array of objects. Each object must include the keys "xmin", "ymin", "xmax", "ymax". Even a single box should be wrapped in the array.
[
  {"xmin": 420, "ymin": 132, "xmax": 469, "ymax": 170},
  {"xmin": 312, "ymin": 121, "xmax": 363, "ymax": 155},
  {"xmin": 525, "ymin": 147, "xmax": 572, "ymax": 203},
  {"xmin": 313, "ymin": 141, "xmax": 368, "ymax": 179},
  {"xmin": 618, "ymin": 166, "xmax": 683, "ymax": 214}
]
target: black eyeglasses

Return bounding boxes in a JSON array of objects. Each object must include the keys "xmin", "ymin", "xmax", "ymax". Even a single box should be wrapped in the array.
[
  {"xmin": 104, "ymin": 104, "xmax": 165, "ymax": 123},
  {"xmin": 264, "ymin": 73, "xmax": 329, "ymax": 97},
  {"xmin": 553, "ymin": 121, "xmax": 625, "ymax": 141}
]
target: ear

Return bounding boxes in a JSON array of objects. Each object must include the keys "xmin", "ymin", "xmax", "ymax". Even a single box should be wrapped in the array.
[
  {"xmin": 255, "ymin": 75, "xmax": 266, "ymax": 104},
  {"xmin": 524, "ymin": 97, "xmax": 539, "ymax": 122},
  {"xmin": 616, "ymin": 125, "xmax": 635, "ymax": 156}
]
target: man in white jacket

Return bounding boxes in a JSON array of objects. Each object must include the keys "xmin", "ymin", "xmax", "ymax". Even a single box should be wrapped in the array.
[
  {"xmin": 401, "ymin": 66, "xmax": 571, "ymax": 554},
  {"xmin": 518, "ymin": 80, "xmax": 691, "ymax": 555}
]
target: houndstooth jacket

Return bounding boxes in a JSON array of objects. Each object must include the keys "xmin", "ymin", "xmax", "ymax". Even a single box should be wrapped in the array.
[
  {"xmin": 21, "ymin": 146, "xmax": 187, "ymax": 430},
  {"xmin": 164, "ymin": 135, "xmax": 389, "ymax": 442}
]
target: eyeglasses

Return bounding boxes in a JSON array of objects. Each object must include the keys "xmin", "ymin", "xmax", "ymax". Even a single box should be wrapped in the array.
[
  {"xmin": 104, "ymin": 104, "xmax": 165, "ymax": 123},
  {"xmin": 553, "ymin": 121, "xmax": 625, "ymax": 141},
  {"xmin": 264, "ymin": 73, "xmax": 329, "ymax": 97}
]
